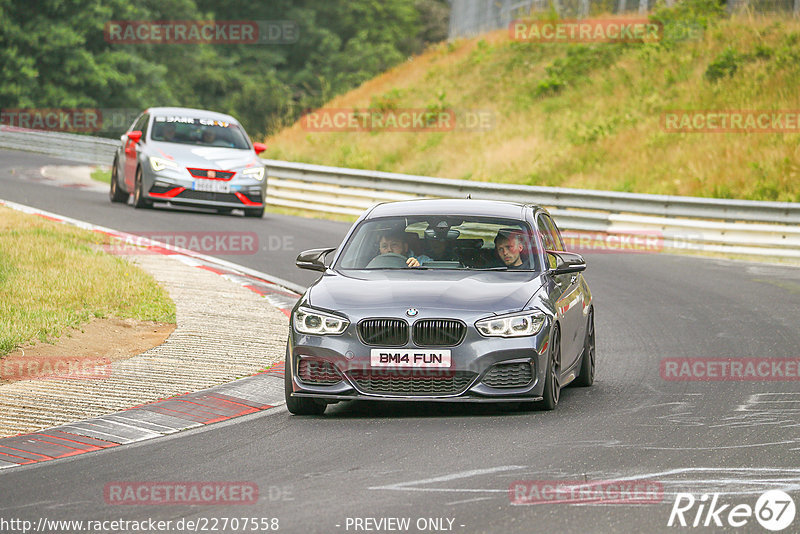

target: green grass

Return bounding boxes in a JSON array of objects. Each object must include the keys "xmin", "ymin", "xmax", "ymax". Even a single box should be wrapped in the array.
[
  {"xmin": 90, "ymin": 167, "xmax": 111, "ymax": 184},
  {"xmin": 264, "ymin": 3, "xmax": 800, "ymax": 202},
  {"xmin": 0, "ymin": 206, "xmax": 176, "ymax": 356}
]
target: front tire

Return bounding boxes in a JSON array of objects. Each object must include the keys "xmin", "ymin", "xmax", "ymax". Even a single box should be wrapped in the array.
[
  {"xmin": 538, "ymin": 326, "xmax": 561, "ymax": 411},
  {"xmin": 573, "ymin": 309, "xmax": 595, "ymax": 387},
  {"xmin": 284, "ymin": 346, "xmax": 326, "ymax": 415},
  {"xmin": 133, "ymin": 167, "xmax": 152, "ymax": 209},
  {"xmin": 109, "ymin": 158, "xmax": 128, "ymax": 203}
]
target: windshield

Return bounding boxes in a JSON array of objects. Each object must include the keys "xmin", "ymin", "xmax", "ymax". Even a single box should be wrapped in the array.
[
  {"xmin": 335, "ymin": 215, "xmax": 540, "ymax": 271},
  {"xmin": 150, "ymin": 115, "xmax": 251, "ymax": 149}
]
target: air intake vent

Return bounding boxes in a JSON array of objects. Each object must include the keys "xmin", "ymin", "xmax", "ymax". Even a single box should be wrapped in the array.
[
  {"xmin": 298, "ymin": 359, "xmax": 341, "ymax": 385},
  {"xmin": 481, "ymin": 362, "xmax": 534, "ymax": 388},
  {"xmin": 413, "ymin": 319, "xmax": 465, "ymax": 346},
  {"xmin": 358, "ymin": 319, "xmax": 408, "ymax": 346}
]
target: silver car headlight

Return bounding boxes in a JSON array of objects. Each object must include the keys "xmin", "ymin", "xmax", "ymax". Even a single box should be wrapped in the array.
[
  {"xmin": 242, "ymin": 167, "xmax": 265, "ymax": 181},
  {"xmin": 293, "ymin": 306, "xmax": 349, "ymax": 335},
  {"xmin": 475, "ymin": 311, "xmax": 546, "ymax": 337},
  {"xmin": 150, "ymin": 157, "xmax": 179, "ymax": 172}
]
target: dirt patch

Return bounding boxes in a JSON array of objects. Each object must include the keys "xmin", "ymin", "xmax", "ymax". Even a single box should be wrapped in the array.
[{"xmin": 0, "ymin": 318, "xmax": 175, "ymax": 385}]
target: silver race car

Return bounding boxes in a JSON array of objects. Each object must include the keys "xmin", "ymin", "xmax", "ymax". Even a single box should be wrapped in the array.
[{"xmin": 110, "ymin": 107, "xmax": 268, "ymax": 217}]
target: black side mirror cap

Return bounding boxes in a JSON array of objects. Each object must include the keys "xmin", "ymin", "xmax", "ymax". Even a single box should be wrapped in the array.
[
  {"xmin": 546, "ymin": 250, "xmax": 586, "ymax": 275},
  {"xmin": 296, "ymin": 247, "xmax": 336, "ymax": 272}
]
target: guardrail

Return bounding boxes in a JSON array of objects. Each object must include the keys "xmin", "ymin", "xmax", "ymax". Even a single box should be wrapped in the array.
[
  {"xmin": 0, "ymin": 126, "xmax": 118, "ymax": 165},
  {"xmin": 265, "ymin": 160, "xmax": 800, "ymax": 259},
  {"xmin": 2, "ymin": 127, "xmax": 798, "ymax": 260}
]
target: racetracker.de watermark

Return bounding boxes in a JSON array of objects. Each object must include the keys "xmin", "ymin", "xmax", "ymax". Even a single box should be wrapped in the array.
[
  {"xmin": 509, "ymin": 479, "xmax": 664, "ymax": 505},
  {"xmin": 103, "ymin": 232, "xmax": 263, "ymax": 255},
  {"xmin": 300, "ymin": 108, "xmax": 495, "ymax": 132},
  {"xmin": 510, "ymin": 18, "xmax": 662, "ymax": 43},
  {"xmin": 104, "ymin": 20, "xmax": 298, "ymax": 44},
  {"xmin": 0, "ymin": 357, "xmax": 111, "ymax": 381},
  {"xmin": 561, "ymin": 231, "xmax": 663, "ymax": 254},
  {"xmin": 1, "ymin": 108, "xmax": 140, "ymax": 133},
  {"xmin": 661, "ymin": 358, "xmax": 800, "ymax": 381},
  {"xmin": 662, "ymin": 110, "xmax": 800, "ymax": 133},
  {"xmin": 104, "ymin": 482, "xmax": 259, "ymax": 505}
]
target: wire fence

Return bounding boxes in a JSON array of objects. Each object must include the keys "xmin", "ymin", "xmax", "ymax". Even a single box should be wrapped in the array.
[{"xmin": 448, "ymin": 0, "xmax": 800, "ymax": 38}]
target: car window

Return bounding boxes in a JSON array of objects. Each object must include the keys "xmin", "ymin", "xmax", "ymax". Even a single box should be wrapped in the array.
[
  {"xmin": 537, "ymin": 213, "xmax": 564, "ymax": 251},
  {"xmin": 150, "ymin": 115, "xmax": 250, "ymax": 149},
  {"xmin": 130, "ymin": 113, "xmax": 147, "ymax": 133},
  {"xmin": 335, "ymin": 215, "xmax": 539, "ymax": 271}
]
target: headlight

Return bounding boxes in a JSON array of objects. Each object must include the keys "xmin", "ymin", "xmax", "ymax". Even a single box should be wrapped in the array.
[
  {"xmin": 150, "ymin": 157, "xmax": 179, "ymax": 172},
  {"xmin": 475, "ymin": 311, "xmax": 546, "ymax": 337},
  {"xmin": 242, "ymin": 167, "xmax": 265, "ymax": 181},
  {"xmin": 293, "ymin": 306, "xmax": 349, "ymax": 335}
]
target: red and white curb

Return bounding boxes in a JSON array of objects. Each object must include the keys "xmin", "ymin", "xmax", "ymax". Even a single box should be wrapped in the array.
[{"xmin": 0, "ymin": 199, "xmax": 301, "ymax": 470}]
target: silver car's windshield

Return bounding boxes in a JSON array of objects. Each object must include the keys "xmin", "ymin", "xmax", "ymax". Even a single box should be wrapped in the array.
[
  {"xmin": 150, "ymin": 116, "xmax": 250, "ymax": 149},
  {"xmin": 335, "ymin": 215, "xmax": 540, "ymax": 271}
]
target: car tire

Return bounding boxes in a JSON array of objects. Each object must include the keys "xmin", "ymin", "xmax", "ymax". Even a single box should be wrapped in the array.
[
  {"xmin": 572, "ymin": 309, "xmax": 595, "ymax": 387},
  {"xmin": 538, "ymin": 326, "xmax": 561, "ymax": 411},
  {"xmin": 284, "ymin": 346, "xmax": 327, "ymax": 416},
  {"xmin": 244, "ymin": 207, "xmax": 264, "ymax": 218},
  {"xmin": 109, "ymin": 157, "xmax": 128, "ymax": 203},
  {"xmin": 133, "ymin": 167, "xmax": 152, "ymax": 209}
]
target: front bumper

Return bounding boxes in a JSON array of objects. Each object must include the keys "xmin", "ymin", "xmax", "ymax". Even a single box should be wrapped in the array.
[
  {"xmin": 287, "ymin": 320, "xmax": 553, "ymax": 402},
  {"xmin": 143, "ymin": 167, "xmax": 266, "ymax": 209}
]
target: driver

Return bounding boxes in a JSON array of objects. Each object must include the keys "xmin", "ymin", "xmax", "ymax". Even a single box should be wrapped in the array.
[
  {"xmin": 377, "ymin": 230, "xmax": 428, "ymax": 268},
  {"xmin": 494, "ymin": 230, "xmax": 530, "ymax": 269}
]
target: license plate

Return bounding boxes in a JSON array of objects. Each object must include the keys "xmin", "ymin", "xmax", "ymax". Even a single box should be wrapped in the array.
[
  {"xmin": 370, "ymin": 349, "xmax": 451, "ymax": 368},
  {"xmin": 193, "ymin": 180, "xmax": 230, "ymax": 193}
]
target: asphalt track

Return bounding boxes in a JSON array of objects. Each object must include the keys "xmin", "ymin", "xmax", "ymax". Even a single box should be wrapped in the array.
[{"xmin": 1, "ymin": 149, "xmax": 800, "ymax": 533}]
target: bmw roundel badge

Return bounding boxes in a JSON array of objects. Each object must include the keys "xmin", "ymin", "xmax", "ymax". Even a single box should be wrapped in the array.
[{"xmin": 406, "ymin": 308, "xmax": 418, "ymax": 317}]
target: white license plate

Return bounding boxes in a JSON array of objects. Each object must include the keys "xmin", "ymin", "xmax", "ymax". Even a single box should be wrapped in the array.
[
  {"xmin": 193, "ymin": 180, "xmax": 230, "ymax": 193},
  {"xmin": 370, "ymin": 349, "xmax": 451, "ymax": 368}
]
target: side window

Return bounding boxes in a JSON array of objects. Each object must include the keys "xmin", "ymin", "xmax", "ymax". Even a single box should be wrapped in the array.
[
  {"xmin": 538, "ymin": 214, "xmax": 564, "ymax": 251},
  {"xmin": 136, "ymin": 114, "xmax": 150, "ymax": 137},
  {"xmin": 537, "ymin": 216, "xmax": 556, "ymax": 251}
]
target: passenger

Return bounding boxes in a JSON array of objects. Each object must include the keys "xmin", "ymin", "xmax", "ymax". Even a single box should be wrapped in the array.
[{"xmin": 494, "ymin": 230, "xmax": 530, "ymax": 269}]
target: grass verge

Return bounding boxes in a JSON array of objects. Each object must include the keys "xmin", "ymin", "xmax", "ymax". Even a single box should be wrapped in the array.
[
  {"xmin": 0, "ymin": 206, "xmax": 176, "ymax": 356},
  {"xmin": 90, "ymin": 167, "xmax": 111, "ymax": 184}
]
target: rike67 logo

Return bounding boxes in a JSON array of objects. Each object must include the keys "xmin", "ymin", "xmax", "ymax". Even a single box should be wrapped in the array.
[{"xmin": 668, "ymin": 490, "xmax": 796, "ymax": 531}]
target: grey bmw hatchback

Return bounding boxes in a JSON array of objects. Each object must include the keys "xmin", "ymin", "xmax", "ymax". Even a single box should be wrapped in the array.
[{"xmin": 286, "ymin": 199, "xmax": 595, "ymax": 414}]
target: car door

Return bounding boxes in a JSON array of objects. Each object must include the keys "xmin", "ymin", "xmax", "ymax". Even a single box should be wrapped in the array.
[
  {"xmin": 124, "ymin": 113, "xmax": 148, "ymax": 190},
  {"xmin": 538, "ymin": 213, "xmax": 584, "ymax": 372}
]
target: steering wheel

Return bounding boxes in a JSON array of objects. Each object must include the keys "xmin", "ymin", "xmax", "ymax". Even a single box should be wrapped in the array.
[{"xmin": 365, "ymin": 253, "xmax": 409, "ymax": 269}]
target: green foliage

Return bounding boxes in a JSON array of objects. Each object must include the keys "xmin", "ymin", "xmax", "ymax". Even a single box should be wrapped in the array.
[
  {"xmin": 0, "ymin": 0, "xmax": 450, "ymax": 138},
  {"xmin": 705, "ymin": 47, "xmax": 746, "ymax": 81},
  {"xmin": 536, "ymin": 45, "xmax": 622, "ymax": 96}
]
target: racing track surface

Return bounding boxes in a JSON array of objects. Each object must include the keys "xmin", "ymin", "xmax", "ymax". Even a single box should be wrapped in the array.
[{"xmin": 1, "ymin": 149, "xmax": 800, "ymax": 533}]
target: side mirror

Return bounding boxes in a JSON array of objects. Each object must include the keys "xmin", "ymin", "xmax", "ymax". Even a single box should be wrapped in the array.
[
  {"xmin": 127, "ymin": 130, "xmax": 142, "ymax": 144},
  {"xmin": 547, "ymin": 250, "xmax": 586, "ymax": 275},
  {"xmin": 296, "ymin": 247, "xmax": 336, "ymax": 272},
  {"xmin": 253, "ymin": 142, "xmax": 267, "ymax": 155}
]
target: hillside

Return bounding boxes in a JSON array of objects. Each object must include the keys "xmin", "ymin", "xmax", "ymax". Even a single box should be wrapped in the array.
[{"xmin": 264, "ymin": 2, "xmax": 800, "ymax": 202}]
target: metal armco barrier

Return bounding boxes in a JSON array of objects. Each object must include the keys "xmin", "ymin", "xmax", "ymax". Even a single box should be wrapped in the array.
[{"xmin": 1, "ymin": 127, "xmax": 798, "ymax": 260}]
